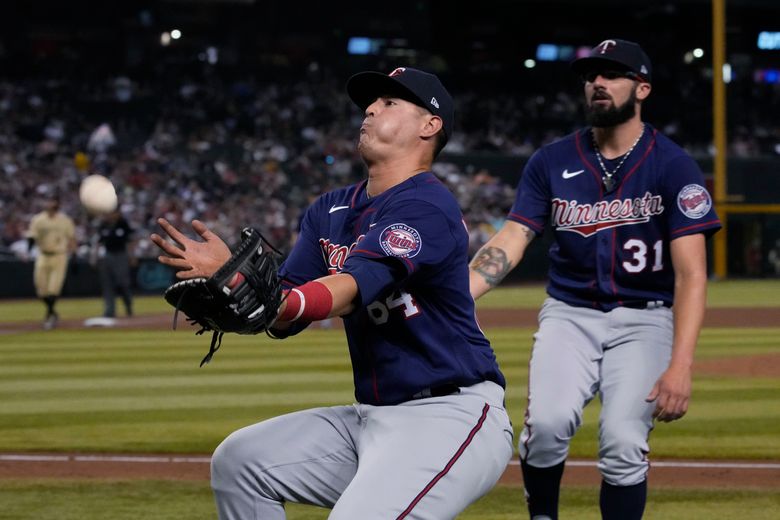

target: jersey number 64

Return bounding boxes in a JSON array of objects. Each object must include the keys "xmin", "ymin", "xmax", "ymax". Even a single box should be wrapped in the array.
[{"xmin": 366, "ymin": 290, "xmax": 421, "ymax": 325}]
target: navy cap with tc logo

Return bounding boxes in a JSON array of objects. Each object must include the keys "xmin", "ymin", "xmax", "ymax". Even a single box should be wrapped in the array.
[
  {"xmin": 571, "ymin": 39, "xmax": 653, "ymax": 83},
  {"xmin": 346, "ymin": 67, "xmax": 454, "ymax": 142}
]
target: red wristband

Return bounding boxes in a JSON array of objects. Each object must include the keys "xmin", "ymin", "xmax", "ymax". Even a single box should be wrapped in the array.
[{"xmin": 278, "ymin": 281, "xmax": 333, "ymax": 322}]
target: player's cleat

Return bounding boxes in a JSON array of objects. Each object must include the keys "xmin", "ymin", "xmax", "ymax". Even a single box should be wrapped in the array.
[{"xmin": 43, "ymin": 313, "xmax": 58, "ymax": 330}]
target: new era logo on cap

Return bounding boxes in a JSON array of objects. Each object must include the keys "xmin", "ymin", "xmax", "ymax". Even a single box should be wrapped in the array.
[{"xmin": 430, "ymin": 97, "xmax": 439, "ymax": 109}]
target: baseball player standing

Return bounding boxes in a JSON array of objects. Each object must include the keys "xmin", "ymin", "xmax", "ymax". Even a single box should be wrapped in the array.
[
  {"xmin": 26, "ymin": 195, "xmax": 76, "ymax": 330},
  {"xmin": 469, "ymin": 39, "xmax": 721, "ymax": 520},
  {"xmin": 153, "ymin": 67, "xmax": 513, "ymax": 519}
]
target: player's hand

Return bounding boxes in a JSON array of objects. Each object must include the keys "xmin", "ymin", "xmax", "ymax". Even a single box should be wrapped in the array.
[
  {"xmin": 645, "ymin": 364, "xmax": 692, "ymax": 422},
  {"xmin": 151, "ymin": 218, "xmax": 231, "ymax": 280}
]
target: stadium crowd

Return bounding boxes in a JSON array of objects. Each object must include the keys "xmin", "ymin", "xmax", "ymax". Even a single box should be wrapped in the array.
[{"xmin": 1, "ymin": 67, "xmax": 778, "ymax": 262}]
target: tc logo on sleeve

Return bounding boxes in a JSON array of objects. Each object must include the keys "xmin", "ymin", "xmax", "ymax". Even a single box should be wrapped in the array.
[
  {"xmin": 380, "ymin": 224, "xmax": 422, "ymax": 258},
  {"xmin": 677, "ymin": 184, "xmax": 712, "ymax": 219}
]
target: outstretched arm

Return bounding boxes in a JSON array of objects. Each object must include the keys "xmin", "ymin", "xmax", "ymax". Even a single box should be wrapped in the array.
[
  {"xmin": 645, "ymin": 233, "xmax": 708, "ymax": 422},
  {"xmin": 277, "ymin": 273, "xmax": 359, "ymax": 321},
  {"xmin": 153, "ymin": 218, "xmax": 359, "ymax": 328},
  {"xmin": 469, "ymin": 221, "xmax": 535, "ymax": 300}
]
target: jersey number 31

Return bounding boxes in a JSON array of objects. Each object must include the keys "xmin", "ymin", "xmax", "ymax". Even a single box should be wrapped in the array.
[{"xmin": 623, "ymin": 239, "xmax": 664, "ymax": 273}]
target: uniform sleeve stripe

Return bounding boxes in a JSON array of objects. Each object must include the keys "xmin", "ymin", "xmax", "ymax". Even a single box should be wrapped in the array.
[
  {"xmin": 671, "ymin": 220, "xmax": 722, "ymax": 236},
  {"xmin": 396, "ymin": 403, "xmax": 491, "ymax": 519},
  {"xmin": 507, "ymin": 214, "xmax": 543, "ymax": 233},
  {"xmin": 350, "ymin": 249, "xmax": 382, "ymax": 257}
]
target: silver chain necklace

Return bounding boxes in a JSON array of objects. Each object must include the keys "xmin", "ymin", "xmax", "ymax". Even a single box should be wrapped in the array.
[{"xmin": 593, "ymin": 124, "xmax": 645, "ymax": 191}]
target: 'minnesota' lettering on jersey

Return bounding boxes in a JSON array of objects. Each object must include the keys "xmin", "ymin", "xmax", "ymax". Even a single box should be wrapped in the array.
[{"xmin": 552, "ymin": 191, "xmax": 664, "ymax": 237}]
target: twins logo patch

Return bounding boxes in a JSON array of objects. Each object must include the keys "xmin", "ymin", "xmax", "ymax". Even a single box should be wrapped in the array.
[
  {"xmin": 380, "ymin": 223, "xmax": 421, "ymax": 258},
  {"xmin": 677, "ymin": 184, "xmax": 712, "ymax": 219}
]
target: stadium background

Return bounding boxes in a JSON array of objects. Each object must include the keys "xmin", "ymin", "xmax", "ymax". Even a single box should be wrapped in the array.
[{"xmin": 1, "ymin": 0, "xmax": 779, "ymax": 297}]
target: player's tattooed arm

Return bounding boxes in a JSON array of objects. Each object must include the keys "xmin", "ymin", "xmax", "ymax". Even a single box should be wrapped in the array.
[
  {"xmin": 469, "ymin": 222, "xmax": 535, "ymax": 299},
  {"xmin": 470, "ymin": 246, "xmax": 512, "ymax": 288}
]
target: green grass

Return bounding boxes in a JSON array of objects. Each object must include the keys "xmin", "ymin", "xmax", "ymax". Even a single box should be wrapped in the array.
[
  {"xmin": 2, "ymin": 278, "xmax": 777, "ymax": 322},
  {"xmin": 452, "ymin": 278, "xmax": 780, "ymax": 309},
  {"xmin": 0, "ymin": 481, "xmax": 777, "ymax": 520},
  {"xmin": 0, "ymin": 283, "xmax": 778, "ymax": 518},
  {"xmin": 705, "ymin": 279, "xmax": 780, "ymax": 307},
  {"xmin": 0, "ymin": 296, "xmax": 171, "ymax": 323},
  {"xmin": 0, "ymin": 325, "xmax": 778, "ymax": 458}
]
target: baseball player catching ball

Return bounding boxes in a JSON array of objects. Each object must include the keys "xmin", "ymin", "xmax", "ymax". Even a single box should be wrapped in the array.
[
  {"xmin": 469, "ymin": 39, "xmax": 722, "ymax": 520},
  {"xmin": 152, "ymin": 67, "xmax": 513, "ymax": 519}
]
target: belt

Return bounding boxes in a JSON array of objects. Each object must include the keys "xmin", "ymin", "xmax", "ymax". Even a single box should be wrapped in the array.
[
  {"xmin": 411, "ymin": 383, "xmax": 461, "ymax": 400},
  {"xmin": 622, "ymin": 300, "xmax": 671, "ymax": 310}
]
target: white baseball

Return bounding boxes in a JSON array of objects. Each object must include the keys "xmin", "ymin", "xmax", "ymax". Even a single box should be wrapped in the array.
[{"xmin": 79, "ymin": 174, "xmax": 118, "ymax": 215}]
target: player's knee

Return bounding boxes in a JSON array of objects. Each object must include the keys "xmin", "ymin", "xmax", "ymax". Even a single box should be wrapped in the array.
[
  {"xmin": 520, "ymin": 411, "xmax": 576, "ymax": 464},
  {"xmin": 211, "ymin": 430, "xmax": 274, "ymax": 497},
  {"xmin": 211, "ymin": 432, "xmax": 244, "ymax": 488},
  {"xmin": 526, "ymin": 408, "xmax": 578, "ymax": 444}
]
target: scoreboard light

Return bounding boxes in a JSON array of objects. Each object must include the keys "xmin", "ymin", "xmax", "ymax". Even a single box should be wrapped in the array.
[
  {"xmin": 757, "ymin": 31, "xmax": 780, "ymax": 50},
  {"xmin": 348, "ymin": 37, "xmax": 385, "ymax": 55}
]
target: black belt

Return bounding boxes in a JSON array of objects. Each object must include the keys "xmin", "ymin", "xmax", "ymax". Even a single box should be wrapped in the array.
[
  {"xmin": 622, "ymin": 300, "xmax": 671, "ymax": 310},
  {"xmin": 411, "ymin": 383, "xmax": 461, "ymax": 400}
]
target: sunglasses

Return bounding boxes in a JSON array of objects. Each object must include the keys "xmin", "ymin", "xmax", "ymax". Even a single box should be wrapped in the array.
[{"xmin": 581, "ymin": 70, "xmax": 641, "ymax": 83}]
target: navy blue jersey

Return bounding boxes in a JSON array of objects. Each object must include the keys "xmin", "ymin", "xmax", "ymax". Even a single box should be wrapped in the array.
[
  {"xmin": 279, "ymin": 171, "xmax": 505, "ymax": 405},
  {"xmin": 509, "ymin": 125, "xmax": 721, "ymax": 310}
]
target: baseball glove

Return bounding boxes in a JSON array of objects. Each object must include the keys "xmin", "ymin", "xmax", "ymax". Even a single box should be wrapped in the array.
[{"xmin": 164, "ymin": 228, "xmax": 283, "ymax": 366}]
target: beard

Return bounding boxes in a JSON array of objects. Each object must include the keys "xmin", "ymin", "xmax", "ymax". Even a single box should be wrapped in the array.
[{"xmin": 586, "ymin": 88, "xmax": 637, "ymax": 127}]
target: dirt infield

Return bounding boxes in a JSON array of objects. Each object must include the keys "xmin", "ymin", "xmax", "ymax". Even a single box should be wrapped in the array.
[
  {"xmin": 3, "ymin": 305, "xmax": 779, "ymax": 333},
  {"xmin": 1, "ymin": 453, "xmax": 779, "ymax": 489}
]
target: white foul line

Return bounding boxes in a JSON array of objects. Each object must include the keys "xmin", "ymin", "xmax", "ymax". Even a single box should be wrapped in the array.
[
  {"xmin": 1, "ymin": 454, "xmax": 778, "ymax": 470},
  {"xmin": 0, "ymin": 454, "xmax": 210, "ymax": 464},
  {"xmin": 507, "ymin": 459, "xmax": 780, "ymax": 470}
]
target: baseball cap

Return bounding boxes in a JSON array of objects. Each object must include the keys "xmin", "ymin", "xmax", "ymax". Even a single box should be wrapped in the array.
[
  {"xmin": 571, "ymin": 39, "xmax": 652, "ymax": 83},
  {"xmin": 346, "ymin": 67, "xmax": 454, "ymax": 142}
]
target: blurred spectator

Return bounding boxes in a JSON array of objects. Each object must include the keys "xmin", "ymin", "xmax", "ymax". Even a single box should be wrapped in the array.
[{"xmin": 1, "ymin": 63, "xmax": 778, "ymax": 271}]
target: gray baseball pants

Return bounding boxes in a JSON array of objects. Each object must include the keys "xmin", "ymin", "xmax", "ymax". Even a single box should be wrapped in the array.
[
  {"xmin": 211, "ymin": 381, "xmax": 513, "ymax": 519},
  {"xmin": 519, "ymin": 297, "xmax": 673, "ymax": 486}
]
